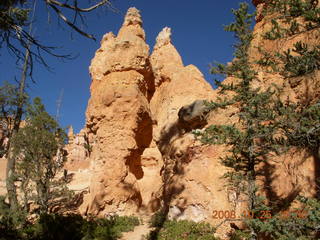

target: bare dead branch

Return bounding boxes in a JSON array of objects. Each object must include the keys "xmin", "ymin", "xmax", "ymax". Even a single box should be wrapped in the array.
[
  {"xmin": 47, "ymin": 2, "xmax": 96, "ymax": 40},
  {"xmin": 1, "ymin": 0, "xmax": 118, "ymax": 79},
  {"xmin": 46, "ymin": 0, "xmax": 110, "ymax": 13},
  {"xmin": 2, "ymin": 20, "xmax": 73, "ymax": 79}
]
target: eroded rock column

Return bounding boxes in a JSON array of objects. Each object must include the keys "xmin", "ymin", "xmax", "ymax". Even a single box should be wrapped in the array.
[{"xmin": 82, "ymin": 8, "xmax": 154, "ymax": 216}]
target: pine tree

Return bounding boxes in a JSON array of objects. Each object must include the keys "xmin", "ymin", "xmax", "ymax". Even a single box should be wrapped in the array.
[
  {"xmin": 0, "ymin": 82, "xmax": 29, "ymax": 212},
  {"xmin": 196, "ymin": 3, "xmax": 280, "ymax": 239},
  {"xmin": 196, "ymin": 2, "xmax": 320, "ymax": 239},
  {"xmin": 11, "ymin": 97, "xmax": 70, "ymax": 214}
]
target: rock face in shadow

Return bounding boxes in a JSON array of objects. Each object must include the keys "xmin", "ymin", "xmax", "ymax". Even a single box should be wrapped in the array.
[
  {"xmin": 178, "ymin": 100, "xmax": 210, "ymax": 131},
  {"xmin": 148, "ymin": 27, "xmax": 234, "ymax": 237}
]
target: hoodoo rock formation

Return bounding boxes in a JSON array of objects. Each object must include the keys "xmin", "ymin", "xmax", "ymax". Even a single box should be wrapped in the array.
[
  {"xmin": 70, "ymin": 8, "xmax": 236, "ymax": 225},
  {"xmin": 80, "ymin": 7, "xmax": 155, "ymax": 216},
  {"xmin": 63, "ymin": 3, "xmax": 318, "ymax": 237},
  {"xmin": 64, "ymin": 8, "xmax": 238, "ymax": 234}
]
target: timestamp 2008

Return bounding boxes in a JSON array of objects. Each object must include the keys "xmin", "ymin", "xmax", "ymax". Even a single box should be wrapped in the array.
[{"xmin": 213, "ymin": 209, "xmax": 308, "ymax": 220}]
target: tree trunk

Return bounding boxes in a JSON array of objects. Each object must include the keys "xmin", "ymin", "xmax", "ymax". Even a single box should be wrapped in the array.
[
  {"xmin": 6, "ymin": 154, "xmax": 19, "ymax": 211},
  {"xmin": 5, "ymin": 28, "xmax": 31, "ymax": 211},
  {"xmin": 36, "ymin": 180, "xmax": 48, "ymax": 214},
  {"xmin": 21, "ymin": 177, "xmax": 30, "ymax": 212},
  {"xmin": 5, "ymin": 0, "xmax": 36, "ymax": 211}
]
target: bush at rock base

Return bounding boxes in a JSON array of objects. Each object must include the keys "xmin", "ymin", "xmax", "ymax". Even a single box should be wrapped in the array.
[
  {"xmin": 148, "ymin": 219, "xmax": 218, "ymax": 240},
  {"xmin": 0, "ymin": 211, "xmax": 140, "ymax": 240}
]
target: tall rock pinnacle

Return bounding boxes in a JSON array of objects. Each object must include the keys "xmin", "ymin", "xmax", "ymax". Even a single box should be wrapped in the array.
[
  {"xmin": 154, "ymin": 27, "xmax": 172, "ymax": 50},
  {"xmin": 123, "ymin": 7, "xmax": 143, "ymax": 26},
  {"xmin": 89, "ymin": 7, "xmax": 149, "ymax": 81},
  {"xmin": 150, "ymin": 27, "xmax": 184, "ymax": 86},
  {"xmin": 118, "ymin": 7, "xmax": 146, "ymax": 40},
  {"xmin": 82, "ymin": 7, "xmax": 155, "ymax": 216}
]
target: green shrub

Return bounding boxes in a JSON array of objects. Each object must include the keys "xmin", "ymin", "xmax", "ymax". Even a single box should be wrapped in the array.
[
  {"xmin": 90, "ymin": 216, "xmax": 140, "ymax": 240},
  {"xmin": 149, "ymin": 220, "xmax": 218, "ymax": 240},
  {"xmin": 0, "ymin": 213, "xmax": 140, "ymax": 240},
  {"xmin": 26, "ymin": 213, "xmax": 85, "ymax": 240},
  {"xmin": 232, "ymin": 196, "xmax": 320, "ymax": 240},
  {"xmin": 262, "ymin": 0, "xmax": 320, "ymax": 39},
  {"xmin": 0, "ymin": 195, "xmax": 26, "ymax": 240}
]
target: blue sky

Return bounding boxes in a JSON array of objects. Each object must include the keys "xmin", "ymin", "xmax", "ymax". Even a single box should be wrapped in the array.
[{"xmin": 1, "ymin": 0, "xmax": 255, "ymax": 133}]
